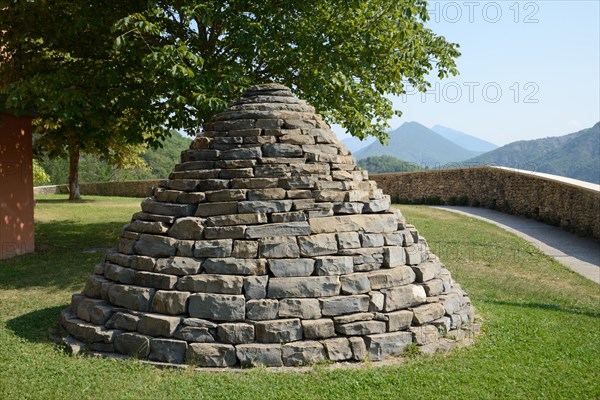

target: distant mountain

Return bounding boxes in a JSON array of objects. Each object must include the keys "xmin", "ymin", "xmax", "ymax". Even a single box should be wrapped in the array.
[
  {"xmin": 466, "ymin": 122, "xmax": 600, "ymax": 184},
  {"xmin": 354, "ymin": 121, "xmax": 484, "ymax": 166},
  {"xmin": 341, "ymin": 136, "xmax": 376, "ymax": 153},
  {"xmin": 431, "ymin": 125, "xmax": 498, "ymax": 152}
]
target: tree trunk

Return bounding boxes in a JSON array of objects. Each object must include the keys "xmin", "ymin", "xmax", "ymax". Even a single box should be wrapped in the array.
[{"xmin": 68, "ymin": 144, "xmax": 81, "ymax": 200}]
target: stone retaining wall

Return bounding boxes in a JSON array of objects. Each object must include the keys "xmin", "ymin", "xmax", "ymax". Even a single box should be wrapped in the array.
[
  {"xmin": 371, "ymin": 166, "xmax": 600, "ymax": 239},
  {"xmin": 34, "ymin": 180, "xmax": 163, "ymax": 198}
]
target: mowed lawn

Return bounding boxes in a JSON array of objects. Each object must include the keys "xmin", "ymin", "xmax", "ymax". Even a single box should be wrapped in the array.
[{"xmin": 0, "ymin": 195, "xmax": 598, "ymax": 399}]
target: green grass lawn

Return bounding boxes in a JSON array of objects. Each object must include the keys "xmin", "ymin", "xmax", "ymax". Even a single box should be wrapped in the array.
[{"xmin": 1, "ymin": 195, "xmax": 598, "ymax": 399}]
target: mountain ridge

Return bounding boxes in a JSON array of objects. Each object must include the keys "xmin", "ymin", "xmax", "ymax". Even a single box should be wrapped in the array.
[
  {"xmin": 354, "ymin": 121, "xmax": 483, "ymax": 166},
  {"xmin": 431, "ymin": 124, "xmax": 498, "ymax": 152},
  {"xmin": 342, "ymin": 136, "xmax": 376, "ymax": 153},
  {"xmin": 466, "ymin": 122, "xmax": 600, "ymax": 183}
]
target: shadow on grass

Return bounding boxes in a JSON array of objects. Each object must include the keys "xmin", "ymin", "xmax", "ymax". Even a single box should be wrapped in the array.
[
  {"xmin": 488, "ymin": 300, "xmax": 600, "ymax": 318},
  {"xmin": 0, "ymin": 219, "xmax": 126, "ymax": 290},
  {"xmin": 36, "ymin": 198, "xmax": 96, "ymax": 204},
  {"xmin": 35, "ymin": 219, "xmax": 125, "ymax": 252},
  {"xmin": 6, "ymin": 305, "xmax": 65, "ymax": 343}
]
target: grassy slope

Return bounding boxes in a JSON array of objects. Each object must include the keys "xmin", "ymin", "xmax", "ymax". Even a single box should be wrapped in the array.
[{"xmin": 1, "ymin": 196, "xmax": 598, "ymax": 399}]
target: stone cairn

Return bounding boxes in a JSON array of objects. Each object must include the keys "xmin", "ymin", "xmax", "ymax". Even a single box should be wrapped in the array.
[{"xmin": 61, "ymin": 84, "xmax": 475, "ymax": 368}]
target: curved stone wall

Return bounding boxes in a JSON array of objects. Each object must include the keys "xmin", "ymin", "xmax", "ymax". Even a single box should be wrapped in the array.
[
  {"xmin": 35, "ymin": 167, "xmax": 600, "ymax": 240},
  {"xmin": 371, "ymin": 166, "xmax": 600, "ymax": 239}
]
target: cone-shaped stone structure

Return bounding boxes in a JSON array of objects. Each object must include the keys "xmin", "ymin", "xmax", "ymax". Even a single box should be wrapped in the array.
[{"xmin": 61, "ymin": 84, "xmax": 475, "ymax": 367}]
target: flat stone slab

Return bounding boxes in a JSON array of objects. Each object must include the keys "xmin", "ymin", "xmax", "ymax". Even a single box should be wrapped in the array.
[
  {"xmin": 335, "ymin": 320, "xmax": 386, "ymax": 336},
  {"xmin": 320, "ymin": 295, "xmax": 370, "ymax": 316},
  {"xmin": 279, "ymin": 298, "xmax": 321, "ymax": 319},
  {"xmin": 217, "ymin": 323, "xmax": 255, "ymax": 344},
  {"xmin": 108, "ymin": 285, "xmax": 156, "ymax": 312},
  {"xmin": 245, "ymin": 221, "xmax": 311, "ymax": 238},
  {"xmin": 174, "ymin": 326, "xmax": 215, "ymax": 343},
  {"xmin": 267, "ymin": 276, "xmax": 341, "ymax": 298},
  {"xmin": 194, "ymin": 239, "xmax": 233, "ymax": 258},
  {"xmin": 381, "ymin": 284, "xmax": 427, "ymax": 312},
  {"xmin": 138, "ymin": 313, "xmax": 181, "ymax": 337},
  {"xmin": 177, "ymin": 274, "xmax": 243, "ymax": 294},
  {"xmin": 203, "ymin": 258, "xmax": 264, "ymax": 275},
  {"xmin": 135, "ymin": 234, "xmax": 178, "ymax": 258},
  {"xmin": 365, "ymin": 331, "xmax": 413, "ymax": 361},
  {"xmin": 282, "ymin": 341, "xmax": 327, "ymax": 366},
  {"xmin": 151, "ymin": 291, "xmax": 189, "ymax": 315},
  {"xmin": 188, "ymin": 294, "xmax": 246, "ymax": 321},
  {"xmin": 314, "ymin": 256, "xmax": 354, "ymax": 276},
  {"xmin": 115, "ymin": 332, "xmax": 150, "ymax": 358},
  {"xmin": 302, "ymin": 319, "xmax": 335, "ymax": 340},
  {"xmin": 255, "ymin": 319, "xmax": 302, "ymax": 343},
  {"xmin": 309, "ymin": 215, "xmax": 397, "ymax": 234},
  {"xmin": 149, "ymin": 338, "xmax": 187, "ymax": 364},
  {"xmin": 322, "ymin": 338, "xmax": 353, "ymax": 361},
  {"xmin": 246, "ymin": 299, "xmax": 279, "ymax": 320},
  {"xmin": 155, "ymin": 257, "xmax": 201, "ymax": 276},
  {"xmin": 236, "ymin": 344, "xmax": 284, "ymax": 367},
  {"xmin": 268, "ymin": 259, "xmax": 315, "ymax": 277},
  {"xmin": 412, "ymin": 303, "xmax": 446, "ymax": 325},
  {"xmin": 186, "ymin": 343, "xmax": 237, "ymax": 367},
  {"xmin": 367, "ymin": 266, "xmax": 416, "ymax": 290}
]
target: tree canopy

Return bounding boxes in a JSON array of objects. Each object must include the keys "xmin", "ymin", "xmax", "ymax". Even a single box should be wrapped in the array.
[
  {"xmin": 114, "ymin": 0, "xmax": 460, "ymax": 141},
  {"xmin": 1, "ymin": 0, "xmax": 168, "ymax": 198},
  {"xmin": 2, "ymin": 0, "xmax": 459, "ymax": 198},
  {"xmin": 38, "ymin": 131, "xmax": 191, "ymax": 184}
]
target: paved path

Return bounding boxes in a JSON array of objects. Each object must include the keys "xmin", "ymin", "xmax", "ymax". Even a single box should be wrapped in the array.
[{"xmin": 432, "ymin": 206, "xmax": 600, "ymax": 284}]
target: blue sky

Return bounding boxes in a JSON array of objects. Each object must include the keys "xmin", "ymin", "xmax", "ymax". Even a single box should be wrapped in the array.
[{"xmin": 335, "ymin": 0, "xmax": 600, "ymax": 146}]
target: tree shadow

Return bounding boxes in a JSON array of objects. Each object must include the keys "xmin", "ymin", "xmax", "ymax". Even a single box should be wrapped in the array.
[
  {"xmin": 6, "ymin": 305, "xmax": 65, "ymax": 343},
  {"xmin": 0, "ymin": 219, "xmax": 126, "ymax": 291},
  {"xmin": 488, "ymin": 300, "xmax": 600, "ymax": 318},
  {"xmin": 35, "ymin": 198, "xmax": 95, "ymax": 204}
]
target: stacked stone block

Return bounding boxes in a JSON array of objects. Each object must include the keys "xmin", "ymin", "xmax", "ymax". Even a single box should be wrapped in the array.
[{"xmin": 61, "ymin": 84, "xmax": 475, "ymax": 367}]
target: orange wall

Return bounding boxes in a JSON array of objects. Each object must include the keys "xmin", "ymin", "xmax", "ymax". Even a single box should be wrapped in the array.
[{"xmin": 0, "ymin": 112, "xmax": 34, "ymax": 260}]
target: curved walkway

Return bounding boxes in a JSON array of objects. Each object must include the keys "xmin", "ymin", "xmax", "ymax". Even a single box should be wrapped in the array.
[{"xmin": 432, "ymin": 206, "xmax": 600, "ymax": 284}]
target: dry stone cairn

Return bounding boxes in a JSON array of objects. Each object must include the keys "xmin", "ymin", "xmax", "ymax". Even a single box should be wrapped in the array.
[{"xmin": 61, "ymin": 84, "xmax": 475, "ymax": 367}]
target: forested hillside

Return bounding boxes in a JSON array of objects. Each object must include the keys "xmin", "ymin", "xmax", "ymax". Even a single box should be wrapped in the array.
[
  {"xmin": 38, "ymin": 132, "xmax": 191, "ymax": 184},
  {"xmin": 357, "ymin": 155, "xmax": 423, "ymax": 174},
  {"xmin": 466, "ymin": 122, "xmax": 600, "ymax": 183}
]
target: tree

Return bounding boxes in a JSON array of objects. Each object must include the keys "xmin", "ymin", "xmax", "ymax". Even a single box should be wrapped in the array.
[
  {"xmin": 113, "ymin": 0, "xmax": 460, "ymax": 140},
  {"xmin": 0, "ymin": 0, "xmax": 169, "ymax": 199},
  {"xmin": 2, "ymin": 1, "xmax": 460, "ymax": 200},
  {"xmin": 38, "ymin": 130, "xmax": 191, "ymax": 184},
  {"xmin": 32, "ymin": 159, "xmax": 51, "ymax": 186}
]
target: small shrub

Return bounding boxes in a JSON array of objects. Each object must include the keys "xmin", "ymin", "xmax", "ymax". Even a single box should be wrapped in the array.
[
  {"xmin": 402, "ymin": 343, "xmax": 421, "ymax": 358},
  {"xmin": 422, "ymin": 196, "xmax": 443, "ymax": 205},
  {"xmin": 457, "ymin": 195, "xmax": 469, "ymax": 206}
]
